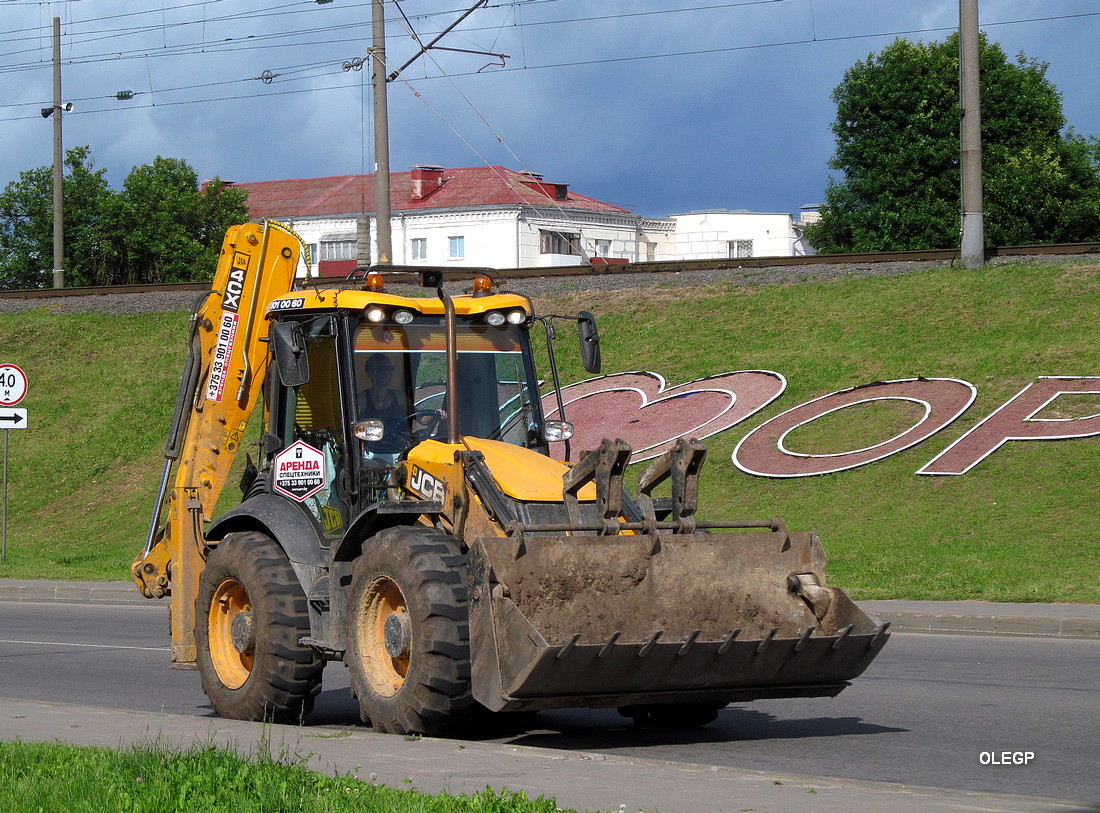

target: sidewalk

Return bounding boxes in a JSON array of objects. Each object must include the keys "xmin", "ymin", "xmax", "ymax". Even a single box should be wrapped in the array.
[
  {"xmin": 2, "ymin": 579, "xmax": 1098, "ymax": 639},
  {"xmin": 0, "ymin": 696, "xmax": 1089, "ymax": 813}
]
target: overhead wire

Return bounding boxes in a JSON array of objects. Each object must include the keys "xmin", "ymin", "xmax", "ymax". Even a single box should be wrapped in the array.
[
  {"xmin": 0, "ymin": 1, "xmax": 1093, "ymax": 71},
  {"xmin": 390, "ymin": 0, "xmax": 593, "ymax": 239},
  {"xmin": 0, "ymin": 2, "xmax": 1093, "ymax": 121}
]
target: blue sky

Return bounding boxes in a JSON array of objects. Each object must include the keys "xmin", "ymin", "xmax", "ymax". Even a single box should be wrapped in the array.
[{"xmin": 1, "ymin": 0, "xmax": 1097, "ymax": 218}]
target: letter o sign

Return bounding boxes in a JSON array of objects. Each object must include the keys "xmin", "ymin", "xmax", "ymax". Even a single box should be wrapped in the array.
[{"xmin": 733, "ymin": 378, "xmax": 977, "ymax": 477}]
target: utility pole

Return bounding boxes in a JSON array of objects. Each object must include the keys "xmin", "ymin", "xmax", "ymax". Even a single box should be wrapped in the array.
[
  {"xmin": 367, "ymin": 0, "xmax": 499, "ymax": 266},
  {"xmin": 51, "ymin": 16, "xmax": 65, "ymax": 288},
  {"xmin": 959, "ymin": 0, "xmax": 984, "ymax": 269},
  {"xmin": 371, "ymin": 0, "xmax": 392, "ymax": 265}
]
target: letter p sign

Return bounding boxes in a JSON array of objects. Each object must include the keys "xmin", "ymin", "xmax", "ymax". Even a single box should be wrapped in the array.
[{"xmin": 919, "ymin": 377, "xmax": 1100, "ymax": 475}]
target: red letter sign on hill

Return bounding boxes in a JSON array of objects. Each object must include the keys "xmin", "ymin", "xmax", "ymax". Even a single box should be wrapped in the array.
[
  {"xmin": 542, "ymin": 370, "xmax": 786, "ymax": 463},
  {"xmin": 732, "ymin": 378, "xmax": 977, "ymax": 477},
  {"xmin": 918, "ymin": 377, "xmax": 1100, "ymax": 475}
]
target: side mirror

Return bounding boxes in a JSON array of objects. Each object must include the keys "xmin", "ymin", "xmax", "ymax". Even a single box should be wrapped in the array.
[
  {"xmin": 577, "ymin": 311, "xmax": 601, "ymax": 374},
  {"xmin": 271, "ymin": 321, "xmax": 310, "ymax": 387}
]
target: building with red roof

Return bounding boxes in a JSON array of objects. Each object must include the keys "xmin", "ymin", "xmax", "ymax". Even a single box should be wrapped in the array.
[{"xmin": 231, "ymin": 164, "xmax": 674, "ymax": 274}]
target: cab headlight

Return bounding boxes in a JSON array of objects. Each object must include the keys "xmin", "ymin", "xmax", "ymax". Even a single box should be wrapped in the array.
[
  {"xmin": 354, "ymin": 420, "xmax": 385, "ymax": 442},
  {"xmin": 543, "ymin": 420, "xmax": 574, "ymax": 442}
]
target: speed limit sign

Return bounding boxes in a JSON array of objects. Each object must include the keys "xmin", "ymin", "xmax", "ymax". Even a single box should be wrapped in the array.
[{"xmin": 0, "ymin": 364, "xmax": 27, "ymax": 406}]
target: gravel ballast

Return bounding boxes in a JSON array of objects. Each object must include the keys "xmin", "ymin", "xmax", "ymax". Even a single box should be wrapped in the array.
[{"xmin": 0, "ymin": 254, "xmax": 1090, "ymax": 315}]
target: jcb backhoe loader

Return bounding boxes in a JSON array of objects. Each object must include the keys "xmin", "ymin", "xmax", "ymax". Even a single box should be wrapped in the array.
[{"xmin": 133, "ymin": 221, "xmax": 889, "ymax": 734}]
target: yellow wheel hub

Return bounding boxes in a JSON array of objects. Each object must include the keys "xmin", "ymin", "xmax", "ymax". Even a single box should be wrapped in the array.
[
  {"xmin": 356, "ymin": 576, "xmax": 409, "ymax": 697},
  {"xmin": 208, "ymin": 578, "xmax": 254, "ymax": 690}
]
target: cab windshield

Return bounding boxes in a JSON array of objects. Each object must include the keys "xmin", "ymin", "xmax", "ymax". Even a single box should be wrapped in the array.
[{"xmin": 352, "ymin": 314, "xmax": 543, "ymax": 451}]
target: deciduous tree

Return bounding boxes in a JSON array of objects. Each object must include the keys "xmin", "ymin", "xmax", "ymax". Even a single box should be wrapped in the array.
[
  {"xmin": 806, "ymin": 35, "xmax": 1100, "ymax": 253},
  {"xmin": 0, "ymin": 148, "xmax": 248, "ymax": 288},
  {"xmin": 0, "ymin": 146, "xmax": 113, "ymax": 288}
]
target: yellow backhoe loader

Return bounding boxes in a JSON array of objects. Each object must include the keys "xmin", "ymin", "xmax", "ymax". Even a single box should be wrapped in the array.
[{"xmin": 133, "ymin": 221, "xmax": 889, "ymax": 734}]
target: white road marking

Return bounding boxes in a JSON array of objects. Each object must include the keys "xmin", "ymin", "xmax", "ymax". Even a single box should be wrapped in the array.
[{"xmin": 0, "ymin": 638, "xmax": 169, "ymax": 652}]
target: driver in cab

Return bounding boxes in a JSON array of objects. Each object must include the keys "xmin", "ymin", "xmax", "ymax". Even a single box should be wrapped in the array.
[{"xmin": 357, "ymin": 353, "xmax": 409, "ymax": 461}]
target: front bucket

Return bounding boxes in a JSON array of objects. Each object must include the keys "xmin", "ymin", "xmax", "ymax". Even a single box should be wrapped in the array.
[{"xmin": 467, "ymin": 529, "xmax": 889, "ymax": 712}]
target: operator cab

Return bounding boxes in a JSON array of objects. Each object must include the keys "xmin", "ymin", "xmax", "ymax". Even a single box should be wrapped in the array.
[{"xmin": 265, "ymin": 274, "xmax": 555, "ymax": 541}]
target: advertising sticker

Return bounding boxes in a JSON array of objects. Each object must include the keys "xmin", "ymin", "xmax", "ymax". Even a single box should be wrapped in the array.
[{"xmin": 273, "ymin": 440, "xmax": 326, "ymax": 502}]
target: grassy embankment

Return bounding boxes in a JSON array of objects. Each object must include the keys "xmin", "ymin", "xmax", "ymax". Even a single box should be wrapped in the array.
[
  {"xmin": 0, "ymin": 739, "xmax": 571, "ymax": 813},
  {"xmin": 0, "ymin": 259, "xmax": 1096, "ymax": 602}
]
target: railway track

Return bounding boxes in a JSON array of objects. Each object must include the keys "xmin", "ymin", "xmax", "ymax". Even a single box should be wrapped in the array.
[{"xmin": 2, "ymin": 241, "xmax": 1097, "ymax": 299}]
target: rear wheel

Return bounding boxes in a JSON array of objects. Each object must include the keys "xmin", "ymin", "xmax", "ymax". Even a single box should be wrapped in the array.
[
  {"xmin": 195, "ymin": 531, "xmax": 323, "ymax": 722},
  {"xmin": 345, "ymin": 526, "xmax": 474, "ymax": 735}
]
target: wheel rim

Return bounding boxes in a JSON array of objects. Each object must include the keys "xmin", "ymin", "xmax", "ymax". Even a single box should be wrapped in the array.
[
  {"xmin": 356, "ymin": 575, "xmax": 410, "ymax": 696},
  {"xmin": 208, "ymin": 577, "xmax": 254, "ymax": 690}
]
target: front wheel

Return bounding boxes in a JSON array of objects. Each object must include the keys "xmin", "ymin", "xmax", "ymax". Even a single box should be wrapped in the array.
[
  {"xmin": 195, "ymin": 531, "xmax": 323, "ymax": 722},
  {"xmin": 345, "ymin": 526, "xmax": 474, "ymax": 735}
]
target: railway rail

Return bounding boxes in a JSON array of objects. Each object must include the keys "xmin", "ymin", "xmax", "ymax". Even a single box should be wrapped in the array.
[{"xmin": 2, "ymin": 241, "xmax": 1097, "ymax": 300}]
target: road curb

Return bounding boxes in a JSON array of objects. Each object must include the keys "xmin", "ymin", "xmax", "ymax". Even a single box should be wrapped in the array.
[
  {"xmin": 0, "ymin": 580, "xmax": 146, "ymax": 605},
  {"xmin": 861, "ymin": 600, "xmax": 1100, "ymax": 640}
]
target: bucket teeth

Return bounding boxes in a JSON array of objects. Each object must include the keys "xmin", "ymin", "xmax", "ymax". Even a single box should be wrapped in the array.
[
  {"xmin": 638, "ymin": 630, "xmax": 664, "ymax": 657},
  {"xmin": 755, "ymin": 627, "xmax": 780, "ymax": 654},
  {"xmin": 718, "ymin": 629, "xmax": 742, "ymax": 655},
  {"xmin": 794, "ymin": 626, "xmax": 816, "ymax": 652},
  {"xmin": 832, "ymin": 624, "xmax": 855, "ymax": 650},
  {"xmin": 598, "ymin": 631, "xmax": 622, "ymax": 658},
  {"xmin": 677, "ymin": 629, "xmax": 702, "ymax": 656},
  {"xmin": 556, "ymin": 633, "xmax": 581, "ymax": 660}
]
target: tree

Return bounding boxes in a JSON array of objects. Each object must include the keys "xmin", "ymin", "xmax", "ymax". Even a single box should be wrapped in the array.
[
  {"xmin": 0, "ymin": 146, "xmax": 113, "ymax": 288},
  {"xmin": 0, "ymin": 148, "xmax": 249, "ymax": 289},
  {"xmin": 806, "ymin": 34, "xmax": 1100, "ymax": 253},
  {"xmin": 107, "ymin": 157, "xmax": 249, "ymax": 284}
]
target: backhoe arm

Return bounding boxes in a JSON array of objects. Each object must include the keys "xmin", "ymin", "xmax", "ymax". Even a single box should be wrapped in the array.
[{"xmin": 132, "ymin": 221, "xmax": 302, "ymax": 665}]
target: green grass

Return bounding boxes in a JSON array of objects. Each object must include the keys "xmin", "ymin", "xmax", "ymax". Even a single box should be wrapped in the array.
[
  {"xmin": 0, "ymin": 259, "xmax": 1097, "ymax": 602},
  {"xmin": 0, "ymin": 740, "xmax": 576, "ymax": 813}
]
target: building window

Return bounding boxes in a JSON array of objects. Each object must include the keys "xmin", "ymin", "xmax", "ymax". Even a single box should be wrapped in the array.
[
  {"xmin": 411, "ymin": 238, "xmax": 427, "ymax": 261},
  {"xmin": 320, "ymin": 239, "xmax": 355, "ymax": 262},
  {"xmin": 594, "ymin": 239, "xmax": 611, "ymax": 257},
  {"xmin": 305, "ymin": 243, "xmax": 318, "ymax": 264},
  {"xmin": 448, "ymin": 236, "xmax": 464, "ymax": 259},
  {"xmin": 728, "ymin": 240, "xmax": 753, "ymax": 259},
  {"xmin": 540, "ymin": 230, "xmax": 580, "ymax": 255}
]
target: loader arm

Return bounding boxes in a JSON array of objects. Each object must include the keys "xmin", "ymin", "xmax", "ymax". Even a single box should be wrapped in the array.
[{"xmin": 132, "ymin": 221, "xmax": 302, "ymax": 666}]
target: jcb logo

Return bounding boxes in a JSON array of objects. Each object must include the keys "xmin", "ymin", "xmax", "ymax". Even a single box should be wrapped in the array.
[{"xmin": 408, "ymin": 466, "xmax": 446, "ymax": 502}]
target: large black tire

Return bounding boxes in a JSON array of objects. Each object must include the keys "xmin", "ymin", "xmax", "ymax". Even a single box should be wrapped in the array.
[
  {"xmin": 195, "ymin": 531, "xmax": 323, "ymax": 723},
  {"xmin": 344, "ymin": 526, "xmax": 474, "ymax": 735}
]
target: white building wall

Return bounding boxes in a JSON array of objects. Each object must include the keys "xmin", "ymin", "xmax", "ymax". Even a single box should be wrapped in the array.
[
  {"xmin": 279, "ymin": 207, "xmax": 654, "ymax": 273},
  {"xmin": 278, "ymin": 207, "xmax": 805, "ymax": 275},
  {"xmin": 396, "ymin": 210, "xmax": 519, "ymax": 267},
  {"xmin": 671, "ymin": 211, "xmax": 804, "ymax": 260},
  {"xmin": 520, "ymin": 209, "xmax": 648, "ymax": 267}
]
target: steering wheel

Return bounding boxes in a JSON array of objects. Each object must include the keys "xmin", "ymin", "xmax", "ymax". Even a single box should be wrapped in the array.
[{"xmin": 406, "ymin": 409, "xmax": 444, "ymax": 439}]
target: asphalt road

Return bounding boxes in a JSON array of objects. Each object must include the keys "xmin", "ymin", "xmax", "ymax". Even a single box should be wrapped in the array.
[{"xmin": 1, "ymin": 600, "xmax": 1097, "ymax": 804}]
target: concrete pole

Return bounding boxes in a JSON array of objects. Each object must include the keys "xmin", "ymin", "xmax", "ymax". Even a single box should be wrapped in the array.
[
  {"xmin": 372, "ymin": 0, "xmax": 392, "ymax": 265},
  {"xmin": 959, "ymin": 0, "xmax": 985, "ymax": 269},
  {"xmin": 51, "ymin": 16, "xmax": 65, "ymax": 288}
]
